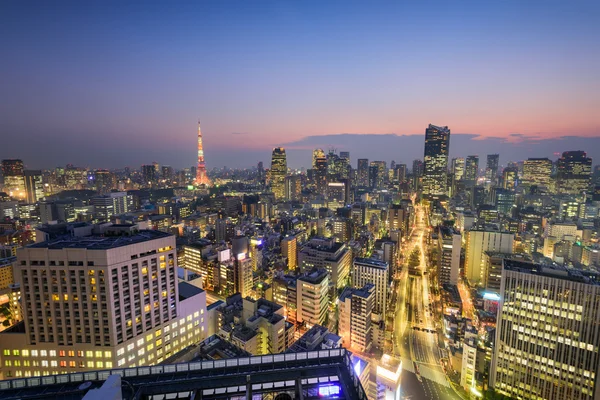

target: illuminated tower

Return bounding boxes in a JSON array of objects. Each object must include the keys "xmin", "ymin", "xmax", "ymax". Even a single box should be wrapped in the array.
[
  {"xmin": 422, "ymin": 124, "xmax": 450, "ymax": 197},
  {"xmin": 195, "ymin": 121, "xmax": 211, "ymax": 186},
  {"xmin": 270, "ymin": 147, "xmax": 287, "ymax": 200}
]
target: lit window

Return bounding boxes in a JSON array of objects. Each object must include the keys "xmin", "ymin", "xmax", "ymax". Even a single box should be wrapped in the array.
[
  {"xmin": 106, "ymin": 361, "xmax": 113, "ymax": 368},
  {"xmin": 2, "ymin": 350, "xmax": 9, "ymax": 356},
  {"xmin": 68, "ymin": 351, "xmax": 75, "ymax": 357},
  {"xmin": 136, "ymin": 339, "xmax": 143, "ymax": 347},
  {"xmin": 49, "ymin": 350, "xmax": 56, "ymax": 357},
  {"xmin": 50, "ymin": 361, "xmax": 57, "ymax": 367},
  {"xmin": 146, "ymin": 334, "xmax": 152, "ymax": 342},
  {"xmin": 87, "ymin": 361, "xmax": 94, "ymax": 368},
  {"xmin": 13, "ymin": 350, "xmax": 20, "ymax": 356},
  {"xmin": 96, "ymin": 361, "xmax": 103, "ymax": 368},
  {"xmin": 95, "ymin": 351, "xmax": 102, "ymax": 358},
  {"xmin": 127, "ymin": 344, "xmax": 134, "ymax": 351},
  {"xmin": 86, "ymin": 351, "xmax": 93, "ymax": 358},
  {"xmin": 41, "ymin": 350, "xmax": 47, "ymax": 357},
  {"xmin": 22, "ymin": 350, "xmax": 29, "ymax": 357},
  {"xmin": 59, "ymin": 351, "xmax": 66, "ymax": 357},
  {"xmin": 104, "ymin": 351, "xmax": 111, "ymax": 358}
]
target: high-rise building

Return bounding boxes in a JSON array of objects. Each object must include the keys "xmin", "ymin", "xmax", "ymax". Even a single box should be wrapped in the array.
[
  {"xmin": 522, "ymin": 158, "xmax": 553, "ymax": 189},
  {"xmin": 141, "ymin": 164, "xmax": 158, "ymax": 186},
  {"xmin": 0, "ymin": 227, "xmax": 208, "ymax": 379},
  {"xmin": 281, "ymin": 234, "xmax": 298, "ymax": 270},
  {"xmin": 1, "ymin": 159, "xmax": 25, "ymax": 199},
  {"xmin": 195, "ymin": 122, "xmax": 211, "ymax": 186},
  {"xmin": 284, "ymin": 175, "xmax": 302, "ymax": 201},
  {"xmin": 338, "ymin": 283, "xmax": 375, "ymax": 353},
  {"xmin": 490, "ymin": 259, "xmax": 600, "ymax": 400},
  {"xmin": 296, "ymin": 269, "xmax": 329, "ymax": 328},
  {"xmin": 557, "ymin": 151, "xmax": 592, "ymax": 194},
  {"xmin": 257, "ymin": 161, "xmax": 264, "ymax": 183},
  {"xmin": 369, "ymin": 161, "xmax": 386, "ymax": 189},
  {"xmin": 93, "ymin": 169, "xmax": 114, "ymax": 194},
  {"xmin": 298, "ymin": 237, "xmax": 351, "ymax": 290},
  {"xmin": 270, "ymin": 147, "xmax": 287, "ymax": 200},
  {"xmin": 313, "ymin": 151, "xmax": 328, "ymax": 195},
  {"xmin": 395, "ymin": 163, "xmax": 407, "ymax": 183},
  {"xmin": 452, "ymin": 157, "xmax": 465, "ymax": 181},
  {"xmin": 23, "ymin": 170, "xmax": 44, "ymax": 203},
  {"xmin": 502, "ymin": 166, "xmax": 518, "ymax": 189},
  {"xmin": 422, "ymin": 124, "xmax": 450, "ymax": 197},
  {"xmin": 464, "ymin": 155, "xmax": 479, "ymax": 186},
  {"xmin": 438, "ymin": 226, "xmax": 461, "ymax": 285},
  {"xmin": 464, "ymin": 224, "xmax": 514, "ymax": 285},
  {"xmin": 357, "ymin": 159, "xmax": 369, "ymax": 187},
  {"xmin": 485, "ymin": 154, "xmax": 499, "ymax": 182},
  {"xmin": 412, "ymin": 159, "xmax": 424, "ymax": 191},
  {"xmin": 352, "ymin": 258, "xmax": 389, "ymax": 317},
  {"xmin": 91, "ymin": 192, "xmax": 134, "ymax": 220}
]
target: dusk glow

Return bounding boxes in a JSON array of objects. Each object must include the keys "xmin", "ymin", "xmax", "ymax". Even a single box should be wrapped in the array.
[{"xmin": 1, "ymin": 1, "xmax": 599, "ymax": 168}]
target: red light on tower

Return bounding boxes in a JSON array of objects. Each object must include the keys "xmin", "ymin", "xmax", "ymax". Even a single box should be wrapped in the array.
[{"xmin": 195, "ymin": 121, "xmax": 212, "ymax": 186}]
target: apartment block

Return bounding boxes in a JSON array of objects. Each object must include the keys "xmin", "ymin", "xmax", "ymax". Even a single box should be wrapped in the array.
[{"xmin": 338, "ymin": 283, "xmax": 374, "ymax": 353}]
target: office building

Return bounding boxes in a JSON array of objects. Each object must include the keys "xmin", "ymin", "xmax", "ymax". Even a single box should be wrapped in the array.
[
  {"xmin": 0, "ymin": 257, "xmax": 15, "ymax": 290},
  {"xmin": 352, "ymin": 258, "xmax": 389, "ymax": 317},
  {"xmin": 494, "ymin": 188, "xmax": 516, "ymax": 215},
  {"xmin": 141, "ymin": 165, "xmax": 158, "ymax": 186},
  {"xmin": 464, "ymin": 155, "xmax": 479, "ymax": 187},
  {"xmin": 270, "ymin": 147, "xmax": 287, "ymax": 200},
  {"xmin": 298, "ymin": 237, "xmax": 351, "ymax": 290},
  {"xmin": 313, "ymin": 150, "xmax": 328, "ymax": 195},
  {"xmin": 0, "ymin": 227, "xmax": 208, "ymax": 379},
  {"xmin": 485, "ymin": 154, "xmax": 499, "ymax": 182},
  {"xmin": 281, "ymin": 234, "xmax": 298, "ymax": 270},
  {"xmin": 284, "ymin": 175, "xmax": 302, "ymax": 201},
  {"xmin": 502, "ymin": 166, "xmax": 518, "ymax": 189},
  {"xmin": 91, "ymin": 192, "xmax": 134, "ymax": 220},
  {"xmin": 357, "ymin": 158, "xmax": 369, "ymax": 187},
  {"xmin": 369, "ymin": 161, "xmax": 387, "ymax": 189},
  {"xmin": 490, "ymin": 259, "xmax": 600, "ymax": 400},
  {"xmin": 296, "ymin": 269, "xmax": 329, "ymax": 328},
  {"xmin": 272, "ymin": 274, "xmax": 298, "ymax": 324},
  {"xmin": 23, "ymin": 170, "xmax": 44, "ymax": 204},
  {"xmin": 422, "ymin": 124, "xmax": 450, "ymax": 197},
  {"xmin": 338, "ymin": 283, "xmax": 374, "ymax": 353},
  {"xmin": 557, "ymin": 151, "xmax": 592, "ymax": 194},
  {"xmin": 464, "ymin": 225, "xmax": 514, "ymax": 285},
  {"xmin": 438, "ymin": 226, "xmax": 461, "ymax": 285},
  {"xmin": 522, "ymin": 158, "xmax": 553, "ymax": 189},
  {"xmin": 1, "ymin": 159, "xmax": 25, "ymax": 199}
]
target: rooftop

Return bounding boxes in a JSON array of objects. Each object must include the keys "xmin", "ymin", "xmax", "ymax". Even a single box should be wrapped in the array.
[
  {"xmin": 503, "ymin": 259, "xmax": 600, "ymax": 286},
  {"xmin": 178, "ymin": 281, "xmax": 204, "ymax": 301},
  {"xmin": 354, "ymin": 257, "xmax": 388, "ymax": 269},
  {"xmin": 28, "ymin": 230, "xmax": 172, "ymax": 250}
]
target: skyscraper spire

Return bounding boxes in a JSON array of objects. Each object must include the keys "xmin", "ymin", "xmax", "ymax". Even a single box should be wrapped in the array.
[{"xmin": 195, "ymin": 121, "xmax": 211, "ymax": 186}]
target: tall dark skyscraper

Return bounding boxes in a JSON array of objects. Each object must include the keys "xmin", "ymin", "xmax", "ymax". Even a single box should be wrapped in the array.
[
  {"xmin": 1, "ymin": 159, "xmax": 25, "ymax": 198},
  {"xmin": 357, "ymin": 158, "xmax": 369, "ymax": 187},
  {"xmin": 313, "ymin": 149, "xmax": 328, "ymax": 194},
  {"xmin": 257, "ymin": 161, "xmax": 264, "ymax": 183},
  {"xmin": 557, "ymin": 150, "xmax": 592, "ymax": 194},
  {"xmin": 422, "ymin": 124, "xmax": 450, "ymax": 197},
  {"xmin": 485, "ymin": 154, "xmax": 499, "ymax": 182},
  {"xmin": 270, "ymin": 147, "xmax": 287, "ymax": 200},
  {"xmin": 464, "ymin": 155, "xmax": 479, "ymax": 187},
  {"xmin": 142, "ymin": 164, "xmax": 158, "ymax": 185},
  {"xmin": 23, "ymin": 170, "xmax": 44, "ymax": 203}
]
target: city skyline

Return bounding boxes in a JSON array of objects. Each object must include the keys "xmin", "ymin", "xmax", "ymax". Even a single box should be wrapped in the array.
[{"xmin": 1, "ymin": 1, "xmax": 599, "ymax": 169}]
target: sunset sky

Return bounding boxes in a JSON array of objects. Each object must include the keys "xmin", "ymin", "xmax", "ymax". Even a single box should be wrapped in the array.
[{"xmin": 1, "ymin": 1, "xmax": 599, "ymax": 169}]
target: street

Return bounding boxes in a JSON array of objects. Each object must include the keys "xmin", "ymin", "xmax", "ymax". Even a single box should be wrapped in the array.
[{"xmin": 394, "ymin": 203, "xmax": 462, "ymax": 400}]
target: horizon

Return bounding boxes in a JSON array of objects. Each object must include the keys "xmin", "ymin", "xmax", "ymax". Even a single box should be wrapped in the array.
[{"xmin": 1, "ymin": 1, "xmax": 599, "ymax": 169}]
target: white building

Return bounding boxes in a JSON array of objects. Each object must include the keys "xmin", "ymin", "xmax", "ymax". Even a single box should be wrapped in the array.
[
  {"xmin": 296, "ymin": 269, "xmax": 329, "ymax": 328},
  {"xmin": 438, "ymin": 226, "xmax": 461, "ymax": 285},
  {"xmin": 91, "ymin": 192, "xmax": 133, "ymax": 220},
  {"xmin": 352, "ymin": 258, "xmax": 389, "ymax": 317},
  {"xmin": 0, "ymin": 226, "xmax": 207, "ymax": 379},
  {"xmin": 338, "ymin": 283, "xmax": 374, "ymax": 353},
  {"xmin": 464, "ymin": 225, "xmax": 514, "ymax": 285},
  {"xmin": 490, "ymin": 259, "xmax": 600, "ymax": 400}
]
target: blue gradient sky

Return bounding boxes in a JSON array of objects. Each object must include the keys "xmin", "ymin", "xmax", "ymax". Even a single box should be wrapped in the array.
[{"xmin": 1, "ymin": 1, "xmax": 599, "ymax": 169}]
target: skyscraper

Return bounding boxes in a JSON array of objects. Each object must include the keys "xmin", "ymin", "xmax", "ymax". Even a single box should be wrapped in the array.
[
  {"xmin": 1, "ymin": 159, "xmax": 25, "ymax": 199},
  {"xmin": 502, "ymin": 166, "xmax": 518, "ymax": 189},
  {"xmin": 422, "ymin": 124, "xmax": 450, "ymax": 197},
  {"xmin": 464, "ymin": 155, "xmax": 479, "ymax": 186},
  {"xmin": 490, "ymin": 259, "xmax": 600, "ymax": 400},
  {"xmin": 522, "ymin": 158, "xmax": 553, "ymax": 189},
  {"xmin": 23, "ymin": 170, "xmax": 44, "ymax": 203},
  {"xmin": 357, "ymin": 159, "xmax": 369, "ymax": 187},
  {"xmin": 270, "ymin": 147, "xmax": 287, "ymax": 200},
  {"xmin": 353, "ymin": 258, "xmax": 389, "ymax": 318},
  {"xmin": 556, "ymin": 150, "xmax": 592, "ymax": 194},
  {"xmin": 195, "ymin": 122, "xmax": 211, "ymax": 186},
  {"xmin": 485, "ymin": 154, "xmax": 499, "ymax": 182},
  {"xmin": 313, "ymin": 153, "xmax": 328, "ymax": 195}
]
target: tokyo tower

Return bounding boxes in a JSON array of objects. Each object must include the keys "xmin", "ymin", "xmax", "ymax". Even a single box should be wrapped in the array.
[{"xmin": 195, "ymin": 121, "xmax": 212, "ymax": 186}]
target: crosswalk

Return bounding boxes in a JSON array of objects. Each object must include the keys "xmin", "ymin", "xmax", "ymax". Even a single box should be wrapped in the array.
[{"xmin": 401, "ymin": 358, "xmax": 450, "ymax": 388}]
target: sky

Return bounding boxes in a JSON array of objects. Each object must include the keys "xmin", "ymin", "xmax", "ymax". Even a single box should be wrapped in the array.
[{"xmin": 1, "ymin": 0, "xmax": 599, "ymax": 170}]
